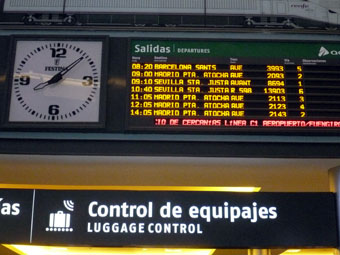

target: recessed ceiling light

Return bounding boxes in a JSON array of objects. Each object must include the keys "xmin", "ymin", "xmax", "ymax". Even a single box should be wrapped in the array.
[
  {"xmin": 0, "ymin": 184, "xmax": 261, "ymax": 192},
  {"xmin": 281, "ymin": 249, "xmax": 338, "ymax": 255},
  {"xmin": 4, "ymin": 245, "xmax": 215, "ymax": 255}
]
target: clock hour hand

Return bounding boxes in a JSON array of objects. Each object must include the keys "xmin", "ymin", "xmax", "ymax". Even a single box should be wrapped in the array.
[
  {"xmin": 33, "ymin": 73, "xmax": 63, "ymax": 91},
  {"xmin": 33, "ymin": 56, "xmax": 84, "ymax": 91}
]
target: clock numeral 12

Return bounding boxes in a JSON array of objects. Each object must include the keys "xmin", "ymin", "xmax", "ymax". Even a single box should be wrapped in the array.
[{"xmin": 51, "ymin": 48, "xmax": 67, "ymax": 58}]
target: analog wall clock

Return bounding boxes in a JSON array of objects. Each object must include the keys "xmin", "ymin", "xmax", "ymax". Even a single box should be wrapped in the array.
[{"xmin": 7, "ymin": 37, "xmax": 106, "ymax": 126}]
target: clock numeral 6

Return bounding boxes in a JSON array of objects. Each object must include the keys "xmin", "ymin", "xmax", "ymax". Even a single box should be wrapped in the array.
[
  {"xmin": 82, "ymin": 76, "xmax": 93, "ymax": 86},
  {"xmin": 19, "ymin": 75, "xmax": 30, "ymax": 86},
  {"xmin": 48, "ymin": 105, "xmax": 60, "ymax": 115},
  {"xmin": 51, "ymin": 48, "xmax": 67, "ymax": 58}
]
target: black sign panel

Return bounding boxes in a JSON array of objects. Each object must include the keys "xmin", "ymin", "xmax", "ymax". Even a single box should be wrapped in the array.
[
  {"xmin": 0, "ymin": 189, "xmax": 33, "ymax": 243},
  {"xmin": 0, "ymin": 189, "xmax": 337, "ymax": 248},
  {"xmin": 32, "ymin": 190, "xmax": 338, "ymax": 248}
]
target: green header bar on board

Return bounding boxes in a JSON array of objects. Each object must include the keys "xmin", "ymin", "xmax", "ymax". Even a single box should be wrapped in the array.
[{"xmin": 131, "ymin": 39, "xmax": 340, "ymax": 59}]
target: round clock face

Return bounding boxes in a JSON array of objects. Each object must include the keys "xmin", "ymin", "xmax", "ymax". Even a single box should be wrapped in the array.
[{"xmin": 9, "ymin": 40, "xmax": 103, "ymax": 123}]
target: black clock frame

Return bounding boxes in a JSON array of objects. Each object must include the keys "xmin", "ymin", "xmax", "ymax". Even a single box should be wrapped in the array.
[{"xmin": 3, "ymin": 35, "xmax": 109, "ymax": 130}]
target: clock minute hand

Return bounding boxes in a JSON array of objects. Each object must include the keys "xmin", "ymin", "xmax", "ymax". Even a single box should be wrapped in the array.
[
  {"xmin": 33, "ymin": 56, "xmax": 84, "ymax": 91},
  {"xmin": 59, "ymin": 56, "xmax": 84, "ymax": 77}
]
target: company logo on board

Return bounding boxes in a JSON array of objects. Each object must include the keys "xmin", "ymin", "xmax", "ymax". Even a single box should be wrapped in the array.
[
  {"xmin": 319, "ymin": 46, "xmax": 330, "ymax": 57},
  {"xmin": 290, "ymin": 3, "xmax": 309, "ymax": 9},
  {"xmin": 318, "ymin": 46, "xmax": 340, "ymax": 57}
]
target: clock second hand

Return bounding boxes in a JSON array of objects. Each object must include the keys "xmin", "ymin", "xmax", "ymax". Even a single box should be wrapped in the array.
[{"xmin": 33, "ymin": 56, "xmax": 84, "ymax": 91}]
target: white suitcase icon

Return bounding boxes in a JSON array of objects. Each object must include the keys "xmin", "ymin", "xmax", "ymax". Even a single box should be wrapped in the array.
[{"xmin": 49, "ymin": 211, "xmax": 71, "ymax": 228}]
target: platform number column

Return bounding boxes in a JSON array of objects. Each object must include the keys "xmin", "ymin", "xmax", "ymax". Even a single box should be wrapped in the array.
[{"xmin": 297, "ymin": 65, "xmax": 306, "ymax": 118}]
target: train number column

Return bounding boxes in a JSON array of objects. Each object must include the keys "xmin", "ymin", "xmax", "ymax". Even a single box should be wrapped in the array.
[{"xmin": 265, "ymin": 65, "xmax": 287, "ymax": 118}]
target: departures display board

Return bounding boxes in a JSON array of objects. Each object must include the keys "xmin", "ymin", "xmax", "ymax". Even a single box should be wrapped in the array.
[{"xmin": 128, "ymin": 39, "xmax": 340, "ymax": 133}]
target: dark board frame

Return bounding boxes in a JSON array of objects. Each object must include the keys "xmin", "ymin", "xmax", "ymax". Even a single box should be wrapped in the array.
[{"xmin": 1, "ymin": 35, "xmax": 340, "ymax": 157}]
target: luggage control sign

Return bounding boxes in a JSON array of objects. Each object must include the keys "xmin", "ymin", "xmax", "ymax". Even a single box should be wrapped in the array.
[
  {"xmin": 0, "ymin": 189, "xmax": 337, "ymax": 248},
  {"xmin": 47, "ymin": 211, "xmax": 73, "ymax": 232},
  {"xmin": 46, "ymin": 200, "xmax": 74, "ymax": 232}
]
